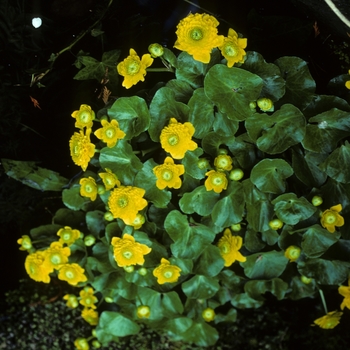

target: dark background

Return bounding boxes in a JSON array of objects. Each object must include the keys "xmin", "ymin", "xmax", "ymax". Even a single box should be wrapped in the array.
[{"xmin": 1, "ymin": 0, "xmax": 349, "ymax": 300}]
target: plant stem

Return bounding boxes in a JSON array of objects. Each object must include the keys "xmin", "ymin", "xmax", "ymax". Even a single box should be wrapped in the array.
[{"xmin": 318, "ymin": 288, "xmax": 328, "ymax": 314}]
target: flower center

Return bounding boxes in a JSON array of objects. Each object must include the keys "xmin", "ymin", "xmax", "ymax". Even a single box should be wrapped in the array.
[
  {"xmin": 62, "ymin": 233, "xmax": 71, "ymax": 241},
  {"xmin": 224, "ymin": 43, "xmax": 238, "ymax": 57},
  {"xmin": 161, "ymin": 169, "xmax": 173, "ymax": 181},
  {"xmin": 220, "ymin": 242, "xmax": 230, "ymax": 254},
  {"xmin": 85, "ymin": 297, "xmax": 92, "ymax": 305},
  {"xmin": 212, "ymin": 175, "xmax": 224, "ymax": 186},
  {"xmin": 127, "ymin": 60, "xmax": 140, "ymax": 75},
  {"xmin": 118, "ymin": 196, "xmax": 128, "ymax": 208},
  {"xmin": 79, "ymin": 111, "xmax": 90, "ymax": 123},
  {"xmin": 324, "ymin": 212, "xmax": 337, "ymax": 224},
  {"xmin": 65, "ymin": 270, "xmax": 74, "ymax": 279},
  {"xmin": 122, "ymin": 250, "xmax": 133, "ymax": 259},
  {"xmin": 168, "ymin": 134, "xmax": 179, "ymax": 146},
  {"xmin": 190, "ymin": 27, "xmax": 203, "ymax": 41},
  {"xmin": 85, "ymin": 184, "xmax": 93, "ymax": 193},
  {"xmin": 217, "ymin": 158, "xmax": 229, "ymax": 168},
  {"xmin": 105, "ymin": 127, "xmax": 115, "ymax": 139},
  {"xmin": 164, "ymin": 270, "xmax": 173, "ymax": 279},
  {"xmin": 51, "ymin": 254, "xmax": 61, "ymax": 265},
  {"xmin": 138, "ymin": 306, "xmax": 149, "ymax": 316}
]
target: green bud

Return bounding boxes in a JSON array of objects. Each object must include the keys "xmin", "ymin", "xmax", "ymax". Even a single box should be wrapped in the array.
[
  {"xmin": 124, "ymin": 266, "xmax": 134, "ymax": 273},
  {"xmin": 257, "ymin": 97, "xmax": 274, "ymax": 112},
  {"xmin": 104, "ymin": 297, "xmax": 114, "ymax": 303},
  {"xmin": 229, "ymin": 169, "xmax": 244, "ymax": 181},
  {"xmin": 148, "ymin": 43, "xmax": 164, "ymax": 58},
  {"xmin": 104, "ymin": 211, "xmax": 114, "ymax": 221},
  {"xmin": 197, "ymin": 158, "xmax": 209, "ymax": 170},
  {"xmin": 84, "ymin": 235, "xmax": 96, "ymax": 246},
  {"xmin": 301, "ymin": 275, "xmax": 313, "ymax": 284},
  {"xmin": 269, "ymin": 219, "xmax": 283, "ymax": 230},
  {"xmin": 92, "ymin": 340, "xmax": 101, "ymax": 348},
  {"xmin": 97, "ymin": 184, "xmax": 105, "ymax": 195},
  {"xmin": 138, "ymin": 267, "xmax": 147, "ymax": 276},
  {"xmin": 312, "ymin": 195, "xmax": 323, "ymax": 206},
  {"xmin": 249, "ymin": 101, "xmax": 257, "ymax": 110},
  {"xmin": 231, "ymin": 223, "xmax": 241, "ymax": 232},
  {"xmin": 217, "ymin": 148, "xmax": 228, "ymax": 155}
]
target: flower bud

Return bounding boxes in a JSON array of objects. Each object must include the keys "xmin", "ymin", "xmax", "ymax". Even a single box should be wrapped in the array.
[
  {"xmin": 284, "ymin": 245, "xmax": 301, "ymax": 262},
  {"xmin": 249, "ymin": 101, "xmax": 257, "ymax": 110},
  {"xmin": 124, "ymin": 266, "xmax": 134, "ymax": 273},
  {"xmin": 269, "ymin": 219, "xmax": 283, "ymax": 230},
  {"xmin": 301, "ymin": 275, "xmax": 313, "ymax": 284},
  {"xmin": 138, "ymin": 267, "xmax": 148, "ymax": 276},
  {"xmin": 84, "ymin": 235, "xmax": 96, "ymax": 247},
  {"xmin": 197, "ymin": 158, "xmax": 209, "ymax": 170},
  {"xmin": 217, "ymin": 148, "xmax": 228, "ymax": 155},
  {"xmin": 312, "ymin": 195, "xmax": 323, "ymax": 206},
  {"xmin": 97, "ymin": 184, "xmax": 105, "ymax": 195},
  {"xmin": 229, "ymin": 169, "xmax": 244, "ymax": 181},
  {"xmin": 92, "ymin": 340, "xmax": 101, "ymax": 348},
  {"xmin": 104, "ymin": 296, "xmax": 114, "ymax": 303},
  {"xmin": 148, "ymin": 43, "xmax": 164, "ymax": 58},
  {"xmin": 137, "ymin": 305, "xmax": 151, "ymax": 318},
  {"xmin": 104, "ymin": 211, "xmax": 114, "ymax": 221},
  {"xmin": 202, "ymin": 307, "xmax": 215, "ymax": 322},
  {"xmin": 257, "ymin": 97, "xmax": 274, "ymax": 112},
  {"xmin": 231, "ymin": 223, "xmax": 241, "ymax": 232}
]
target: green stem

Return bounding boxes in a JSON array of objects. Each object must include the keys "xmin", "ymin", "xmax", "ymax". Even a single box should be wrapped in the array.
[
  {"xmin": 146, "ymin": 67, "xmax": 174, "ymax": 73},
  {"xmin": 318, "ymin": 288, "xmax": 328, "ymax": 314}
]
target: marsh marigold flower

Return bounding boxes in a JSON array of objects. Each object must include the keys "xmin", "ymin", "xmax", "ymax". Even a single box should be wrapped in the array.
[
  {"xmin": 108, "ymin": 185, "xmax": 148, "ymax": 224},
  {"xmin": 160, "ymin": 118, "xmax": 197, "ymax": 159},
  {"xmin": 63, "ymin": 294, "xmax": 79, "ymax": 308},
  {"xmin": 58, "ymin": 263, "xmax": 88, "ymax": 286},
  {"xmin": 25, "ymin": 251, "xmax": 53, "ymax": 283},
  {"xmin": 202, "ymin": 307, "xmax": 215, "ymax": 322},
  {"xmin": 69, "ymin": 128, "xmax": 95, "ymax": 171},
  {"xmin": 71, "ymin": 104, "xmax": 95, "ymax": 129},
  {"xmin": 217, "ymin": 228, "xmax": 246, "ymax": 267},
  {"xmin": 74, "ymin": 338, "xmax": 90, "ymax": 350},
  {"xmin": 137, "ymin": 305, "xmax": 151, "ymax": 319},
  {"xmin": 338, "ymin": 279, "xmax": 350, "ymax": 310},
  {"xmin": 82, "ymin": 308, "xmax": 99, "ymax": 326},
  {"xmin": 174, "ymin": 13, "xmax": 224, "ymax": 64},
  {"xmin": 17, "ymin": 235, "xmax": 32, "ymax": 251},
  {"xmin": 57, "ymin": 226, "xmax": 81, "ymax": 246},
  {"xmin": 94, "ymin": 119, "xmax": 126, "ymax": 148},
  {"xmin": 284, "ymin": 245, "xmax": 301, "ymax": 262},
  {"xmin": 127, "ymin": 213, "xmax": 145, "ymax": 230},
  {"xmin": 79, "ymin": 287, "xmax": 98, "ymax": 309},
  {"xmin": 205, "ymin": 170, "xmax": 228, "ymax": 193},
  {"xmin": 320, "ymin": 204, "xmax": 344, "ymax": 233},
  {"xmin": 346, "ymin": 70, "xmax": 350, "ymax": 89},
  {"xmin": 148, "ymin": 43, "xmax": 164, "ymax": 58},
  {"xmin": 153, "ymin": 258, "xmax": 181, "ymax": 284},
  {"xmin": 219, "ymin": 28, "xmax": 247, "ymax": 67},
  {"xmin": 153, "ymin": 156, "xmax": 185, "ymax": 190},
  {"xmin": 313, "ymin": 311, "xmax": 342, "ymax": 329},
  {"xmin": 44, "ymin": 241, "xmax": 71, "ymax": 270},
  {"xmin": 117, "ymin": 48, "xmax": 153, "ymax": 89},
  {"xmin": 257, "ymin": 97, "xmax": 274, "ymax": 112},
  {"xmin": 99, "ymin": 168, "xmax": 120, "ymax": 190},
  {"xmin": 111, "ymin": 233, "xmax": 151, "ymax": 267},
  {"xmin": 79, "ymin": 177, "xmax": 98, "ymax": 201},
  {"xmin": 214, "ymin": 154, "xmax": 233, "ymax": 171}
]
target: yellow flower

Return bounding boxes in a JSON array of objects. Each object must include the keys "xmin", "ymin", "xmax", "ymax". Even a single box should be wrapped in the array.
[
  {"xmin": 214, "ymin": 154, "xmax": 233, "ymax": 171},
  {"xmin": 218, "ymin": 28, "xmax": 247, "ymax": 67},
  {"xmin": 269, "ymin": 219, "xmax": 283, "ymax": 230},
  {"xmin": 202, "ymin": 307, "xmax": 215, "ymax": 322},
  {"xmin": 74, "ymin": 338, "xmax": 90, "ymax": 350},
  {"xmin": 320, "ymin": 204, "xmax": 344, "ymax": 233},
  {"xmin": 99, "ymin": 168, "xmax": 121, "ymax": 190},
  {"xmin": 79, "ymin": 177, "xmax": 98, "ymax": 201},
  {"xmin": 313, "ymin": 311, "xmax": 342, "ymax": 329},
  {"xmin": 137, "ymin": 305, "xmax": 151, "ymax": 319},
  {"xmin": 71, "ymin": 104, "xmax": 95, "ymax": 129},
  {"xmin": 117, "ymin": 48, "xmax": 154, "ymax": 89},
  {"xmin": 257, "ymin": 97, "xmax": 274, "ymax": 112},
  {"xmin": 160, "ymin": 118, "xmax": 197, "ymax": 159},
  {"xmin": 44, "ymin": 241, "xmax": 71, "ymax": 270},
  {"xmin": 108, "ymin": 185, "xmax": 148, "ymax": 224},
  {"xmin": 148, "ymin": 43, "xmax": 164, "ymax": 58},
  {"xmin": 284, "ymin": 245, "xmax": 301, "ymax": 262},
  {"xmin": 339, "ymin": 279, "xmax": 350, "ymax": 310},
  {"xmin": 111, "ymin": 233, "xmax": 151, "ymax": 267},
  {"xmin": 25, "ymin": 252, "xmax": 53, "ymax": 283},
  {"xmin": 17, "ymin": 235, "xmax": 32, "ymax": 251},
  {"xmin": 69, "ymin": 128, "xmax": 95, "ymax": 171},
  {"xmin": 57, "ymin": 226, "xmax": 81, "ymax": 246},
  {"xmin": 81, "ymin": 308, "xmax": 99, "ymax": 326},
  {"xmin": 126, "ymin": 213, "xmax": 145, "ymax": 230},
  {"xmin": 58, "ymin": 263, "xmax": 88, "ymax": 286},
  {"xmin": 94, "ymin": 119, "xmax": 126, "ymax": 148},
  {"xmin": 153, "ymin": 258, "xmax": 181, "ymax": 284},
  {"xmin": 63, "ymin": 294, "xmax": 79, "ymax": 308},
  {"xmin": 79, "ymin": 287, "xmax": 98, "ymax": 309},
  {"xmin": 217, "ymin": 228, "xmax": 246, "ymax": 267},
  {"xmin": 153, "ymin": 157, "xmax": 185, "ymax": 190},
  {"xmin": 204, "ymin": 170, "xmax": 228, "ymax": 193},
  {"xmin": 346, "ymin": 70, "xmax": 350, "ymax": 89},
  {"xmin": 174, "ymin": 13, "xmax": 224, "ymax": 64}
]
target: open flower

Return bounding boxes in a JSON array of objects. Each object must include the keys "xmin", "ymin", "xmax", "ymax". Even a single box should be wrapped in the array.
[
  {"xmin": 346, "ymin": 69, "xmax": 350, "ymax": 89},
  {"xmin": 338, "ymin": 278, "xmax": 350, "ymax": 310},
  {"xmin": 126, "ymin": 213, "xmax": 145, "ymax": 230},
  {"xmin": 63, "ymin": 294, "xmax": 79, "ymax": 308},
  {"xmin": 25, "ymin": 251, "xmax": 53, "ymax": 283},
  {"xmin": 153, "ymin": 258, "xmax": 181, "ymax": 284},
  {"xmin": 160, "ymin": 118, "xmax": 197, "ymax": 159},
  {"xmin": 44, "ymin": 241, "xmax": 71, "ymax": 270},
  {"xmin": 108, "ymin": 186, "xmax": 148, "ymax": 224},
  {"xmin": 58, "ymin": 263, "xmax": 88, "ymax": 286},
  {"xmin": 313, "ymin": 311, "xmax": 342, "ymax": 329},
  {"xmin": 218, "ymin": 28, "xmax": 247, "ymax": 67},
  {"xmin": 214, "ymin": 154, "xmax": 233, "ymax": 171},
  {"xmin": 79, "ymin": 177, "xmax": 98, "ymax": 201},
  {"xmin": 174, "ymin": 13, "xmax": 224, "ymax": 63},
  {"xmin": 79, "ymin": 287, "xmax": 98, "ymax": 309},
  {"xmin": 153, "ymin": 157, "xmax": 185, "ymax": 189},
  {"xmin": 94, "ymin": 119, "xmax": 126, "ymax": 148},
  {"xmin": 17, "ymin": 235, "xmax": 32, "ymax": 251},
  {"xmin": 205, "ymin": 170, "xmax": 228, "ymax": 193},
  {"xmin": 137, "ymin": 305, "xmax": 151, "ymax": 319},
  {"xmin": 284, "ymin": 245, "xmax": 301, "ymax": 262},
  {"xmin": 117, "ymin": 48, "xmax": 153, "ymax": 89},
  {"xmin": 111, "ymin": 233, "xmax": 151, "ymax": 267},
  {"xmin": 81, "ymin": 308, "xmax": 99, "ymax": 326},
  {"xmin": 71, "ymin": 104, "xmax": 95, "ymax": 129},
  {"xmin": 99, "ymin": 168, "xmax": 120, "ymax": 190},
  {"xmin": 202, "ymin": 308, "xmax": 215, "ymax": 322},
  {"xmin": 217, "ymin": 228, "xmax": 246, "ymax": 267},
  {"xmin": 69, "ymin": 128, "xmax": 95, "ymax": 171},
  {"xmin": 57, "ymin": 226, "xmax": 81, "ymax": 246},
  {"xmin": 320, "ymin": 204, "xmax": 344, "ymax": 233}
]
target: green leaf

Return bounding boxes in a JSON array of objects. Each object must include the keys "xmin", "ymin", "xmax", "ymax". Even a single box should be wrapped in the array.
[
  {"xmin": 2, "ymin": 159, "xmax": 68, "ymax": 191},
  {"xmin": 320, "ymin": 141, "xmax": 350, "ymax": 183},
  {"xmin": 105, "ymin": 222, "xmax": 122, "ymax": 244},
  {"xmin": 211, "ymin": 181, "xmax": 245, "ymax": 228},
  {"xmin": 62, "ymin": 186, "xmax": 88, "ymax": 211},
  {"xmin": 182, "ymin": 275, "xmax": 220, "ymax": 299},
  {"xmin": 245, "ymin": 104, "xmax": 306, "ymax": 154},
  {"xmin": 250, "ymin": 158, "xmax": 293, "ymax": 194},
  {"xmin": 242, "ymin": 51, "xmax": 286, "ymax": 101},
  {"xmin": 228, "ymin": 133, "xmax": 257, "ymax": 169},
  {"xmin": 74, "ymin": 58, "xmax": 106, "ymax": 81},
  {"xmin": 201, "ymin": 131, "xmax": 236, "ymax": 157},
  {"xmin": 242, "ymin": 251, "xmax": 289, "ymax": 279},
  {"xmin": 107, "ymin": 96, "xmax": 150, "ymax": 140},
  {"xmin": 149, "ymin": 87, "xmax": 190, "ymax": 141},
  {"xmin": 165, "ymin": 79, "xmax": 193, "ymax": 103},
  {"xmin": 231, "ymin": 293, "xmax": 264, "ymax": 308},
  {"xmin": 212, "ymin": 111, "xmax": 239, "ymax": 137},
  {"xmin": 138, "ymin": 287, "xmax": 163, "ymax": 320},
  {"xmin": 161, "ymin": 291, "xmax": 184, "ymax": 316},
  {"xmin": 244, "ymin": 278, "xmax": 288, "ymax": 301},
  {"xmin": 271, "ymin": 193, "xmax": 317, "ymax": 225},
  {"xmin": 204, "ymin": 65, "xmax": 263, "ymax": 121},
  {"xmin": 193, "ymin": 245, "xmax": 225, "ymax": 277},
  {"xmin": 53, "ymin": 208, "xmax": 85, "ymax": 228},
  {"xmin": 214, "ymin": 308, "xmax": 237, "ymax": 324},
  {"xmin": 182, "ymin": 148, "xmax": 207, "ymax": 180},
  {"xmin": 244, "ymin": 227, "xmax": 266, "ymax": 252},
  {"xmin": 301, "ymin": 225, "xmax": 340, "ymax": 258},
  {"xmin": 86, "ymin": 210, "xmax": 105, "ymax": 236},
  {"xmin": 179, "ymin": 186, "xmax": 219, "ymax": 216},
  {"xmin": 274, "ymin": 56, "xmax": 316, "ymax": 110},
  {"xmin": 134, "ymin": 159, "xmax": 171, "ymax": 208},
  {"xmin": 188, "ymin": 88, "xmax": 214, "ymax": 138},
  {"xmin": 102, "ymin": 49, "xmax": 121, "ymax": 67},
  {"xmin": 163, "ymin": 317, "xmax": 193, "ymax": 342},
  {"xmin": 165, "ymin": 210, "xmax": 216, "ymax": 259},
  {"xmin": 163, "ymin": 48, "xmax": 178, "ymax": 68},
  {"xmin": 30, "ymin": 224, "xmax": 62, "ymax": 240},
  {"xmin": 289, "ymin": 276, "xmax": 316, "ymax": 300},
  {"xmin": 99, "ymin": 140, "xmax": 143, "ymax": 185},
  {"xmin": 88, "ymin": 242, "xmax": 115, "ymax": 273},
  {"xmin": 181, "ymin": 322, "xmax": 219, "ymax": 347},
  {"xmin": 301, "ymin": 108, "xmax": 350, "ymax": 153},
  {"xmin": 298, "ymin": 259, "xmax": 350, "ymax": 285}
]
